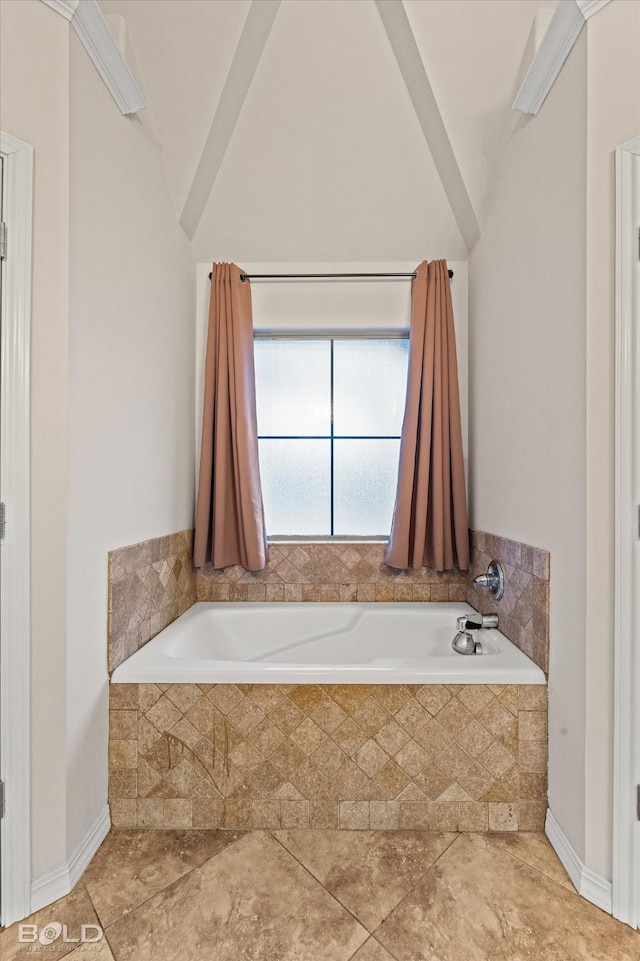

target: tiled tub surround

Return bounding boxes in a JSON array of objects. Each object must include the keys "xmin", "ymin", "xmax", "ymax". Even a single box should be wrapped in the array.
[
  {"xmin": 108, "ymin": 530, "xmax": 196, "ymax": 672},
  {"xmin": 194, "ymin": 537, "xmax": 550, "ymax": 672},
  {"xmin": 107, "ymin": 528, "xmax": 548, "ymax": 671},
  {"xmin": 109, "ymin": 682, "xmax": 548, "ymax": 833},
  {"xmin": 195, "ymin": 542, "xmax": 468, "ymax": 604},
  {"xmin": 466, "ymin": 530, "xmax": 550, "ymax": 674}
]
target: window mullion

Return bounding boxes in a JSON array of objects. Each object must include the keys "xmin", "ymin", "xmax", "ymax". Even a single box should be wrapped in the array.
[{"xmin": 330, "ymin": 339, "xmax": 334, "ymax": 537}]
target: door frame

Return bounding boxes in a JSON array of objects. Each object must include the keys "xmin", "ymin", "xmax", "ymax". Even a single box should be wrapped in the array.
[
  {"xmin": 613, "ymin": 133, "xmax": 640, "ymax": 928},
  {"xmin": 0, "ymin": 131, "xmax": 33, "ymax": 927}
]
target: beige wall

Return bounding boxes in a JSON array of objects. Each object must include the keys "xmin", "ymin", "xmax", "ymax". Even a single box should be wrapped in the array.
[
  {"xmin": 3, "ymin": 0, "xmax": 637, "ymax": 898},
  {"xmin": 468, "ymin": 33, "xmax": 588, "ymax": 859},
  {"xmin": 66, "ymin": 33, "xmax": 196, "ymax": 854},
  {"xmin": 0, "ymin": 0, "xmax": 197, "ymax": 883},
  {"xmin": 0, "ymin": 0, "xmax": 70, "ymax": 880},
  {"xmin": 584, "ymin": 0, "xmax": 640, "ymax": 879},
  {"xmin": 469, "ymin": 0, "xmax": 640, "ymax": 881}
]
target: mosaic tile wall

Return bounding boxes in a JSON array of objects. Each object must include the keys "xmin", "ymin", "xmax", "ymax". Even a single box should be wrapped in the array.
[
  {"xmin": 108, "ymin": 531, "xmax": 196, "ymax": 672},
  {"xmin": 466, "ymin": 531, "xmax": 550, "ymax": 675},
  {"xmin": 195, "ymin": 543, "xmax": 468, "ymax": 604},
  {"xmin": 109, "ymin": 682, "xmax": 548, "ymax": 833}
]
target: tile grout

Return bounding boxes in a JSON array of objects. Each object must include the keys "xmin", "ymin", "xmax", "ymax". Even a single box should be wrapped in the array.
[
  {"xmin": 367, "ymin": 832, "xmax": 466, "ymax": 947},
  {"xmin": 91, "ymin": 829, "xmax": 248, "ymax": 936},
  {"xmin": 271, "ymin": 829, "xmax": 460, "ymax": 938},
  {"xmin": 485, "ymin": 834, "xmax": 579, "ymax": 897},
  {"xmin": 65, "ymin": 880, "xmax": 119, "ymax": 961},
  {"xmin": 343, "ymin": 833, "xmax": 463, "ymax": 961},
  {"xmin": 269, "ymin": 830, "xmax": 371, "ymax": 939},
  {"xmin": 346, "ymin": 934, "xmax": 403, "ymax": 961}
]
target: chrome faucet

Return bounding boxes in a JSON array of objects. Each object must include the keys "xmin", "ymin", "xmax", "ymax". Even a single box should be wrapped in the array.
[{"xmin": 452, "ymin": 613, "xmax": 499, "ymax": 655}]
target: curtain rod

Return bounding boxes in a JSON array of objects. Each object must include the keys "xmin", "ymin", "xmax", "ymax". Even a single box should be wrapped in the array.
[{"xmin": 208, "ymin": 269, "xmax": 454, "ymax": 281}]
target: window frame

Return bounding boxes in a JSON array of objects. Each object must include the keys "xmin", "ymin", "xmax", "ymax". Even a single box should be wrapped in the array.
[{"xmin": 253, "ymin": 329, "xmax": 409, "ymax": 542}]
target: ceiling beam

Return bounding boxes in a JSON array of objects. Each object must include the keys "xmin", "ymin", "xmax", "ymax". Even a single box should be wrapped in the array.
[
  {"xmin": 41, "ymin": 0, "xmax": 146, "ymax": 114},
  {"xmin": 374, "ymin": 0, "xmax": 480, "ymax": 254},
  {"xmin": 513, "ymin": 0, "xmax": 611, "ymax": 115},
  {"xmin": 179, "ymin": 0, "xmax": 281, "ymax": 240}
]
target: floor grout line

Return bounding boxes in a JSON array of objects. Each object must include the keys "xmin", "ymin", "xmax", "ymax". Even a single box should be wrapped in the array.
[
  {"xmin": 482, "ymin": 833, "xmax": 576, "ymax": 889},
  {"xmin": 271, "ymin": 829, "xmax": 460, "ymax": 939},
  {"xmin": 346, "ymin": 933, "xmax": 404, "ymax": 961},
  {"xmin": 269, "ymin": 830, "xmax": 372, "ymax": 940},
  {"xmin": 477, "ymin": 834, "xmax": 588, "ymax": 902},
  {"xmin": 88, "ymin": 828, "xmax": 247, "ymax": 935},
  {"xmin": 367, "ymin": 832, "xmax": 464, "ymax": 949}
]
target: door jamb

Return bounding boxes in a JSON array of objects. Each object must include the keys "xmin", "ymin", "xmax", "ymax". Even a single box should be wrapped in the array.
[
  {"xmin": 0, "ymin": 131, "xmax": 33, "ymax": 927},
  {"xmin": 613, "ymin": 133, "xmax": 640, "ymax": 928}
]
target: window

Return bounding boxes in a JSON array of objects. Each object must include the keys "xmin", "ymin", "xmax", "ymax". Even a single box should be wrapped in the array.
[{"xmin": 254, "ymin": 337, "xmax": 409, "ymax": 538}]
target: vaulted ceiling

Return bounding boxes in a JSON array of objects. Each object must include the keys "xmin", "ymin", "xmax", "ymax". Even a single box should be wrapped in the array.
[{"xmin": 99, "ymin": 0, "xmax": 558, "ymax": 262}]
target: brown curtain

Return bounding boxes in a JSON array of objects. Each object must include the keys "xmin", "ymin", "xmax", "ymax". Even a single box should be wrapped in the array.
[
  {"xmin": 194, "ymin": 263, "xmax": 268, "ymax": 570},
  {"xmin": 385, "ymin": 260, "xmax": 469, "ymax": 571}
]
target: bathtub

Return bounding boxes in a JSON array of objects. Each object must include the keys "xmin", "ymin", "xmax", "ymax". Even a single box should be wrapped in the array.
[{"xmin": 111, "ymin": 602, "xmax": 545, "ymax": 685}]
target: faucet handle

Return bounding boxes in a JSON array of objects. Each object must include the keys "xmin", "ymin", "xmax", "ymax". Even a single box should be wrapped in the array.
[
  {"xmin": 456, "ymin": 614, "xmax": 483, "ymax": 631},
  {"xmin": 472, "ymin": 560, "xmax": 505, "ymax": 601},
  {"xmin": 457, "ymin": 613, "xmax": 499, "ymax": 631}
]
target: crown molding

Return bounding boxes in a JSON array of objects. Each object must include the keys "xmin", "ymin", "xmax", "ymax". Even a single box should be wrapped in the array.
[
  {"xmin": 41, "ymin": 0, "xmax": 146, "ymax": 115},
  {"xmin": 41, "ymin": 0, "xmax": 80, "ymax": 19},
  {"xmin": 513, "ymin": 0, "xmax": 611, "ymax": 115},
  {"xmin": 576, "ymin": 0, "xmax": 611, "ymax": 18}
]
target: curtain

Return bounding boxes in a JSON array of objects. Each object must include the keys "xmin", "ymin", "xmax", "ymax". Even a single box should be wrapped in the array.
[
  {"xmin": 194, "ymin": 263, "xmax": 268, "ymax": 570},
  {"xmin": 385, "ymin": 260, "xmax": 469, "ymax": 571}
]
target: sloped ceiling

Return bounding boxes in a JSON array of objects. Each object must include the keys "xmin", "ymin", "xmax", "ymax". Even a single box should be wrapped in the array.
[{"xmin": 100, "ymin": 0, "xmax": 557, "ymax": 263}]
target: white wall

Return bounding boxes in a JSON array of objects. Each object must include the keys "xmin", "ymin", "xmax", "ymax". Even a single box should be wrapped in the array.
[
  {"xmin": 584, "ymin": 0, "xmax": 640, "ymax": 879},
  {"xmin": 195, "ymin": 260, "xmax": 468, "ymax": 493},
  {"xmin": 468, "ymin": 34, "xmax": 588, "ymax": 859},
  {"xmin": 0, "ymin": 0, "xmax": 70, "ymax": 881},
  {"xmin": 66, "ymin": 32, "xmax": 196, "ymax": 854}
]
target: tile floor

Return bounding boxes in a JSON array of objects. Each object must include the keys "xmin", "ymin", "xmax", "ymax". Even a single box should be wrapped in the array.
[{"xmin": 2, "ymin": 829, "xmax": 639, "ymax": 960}]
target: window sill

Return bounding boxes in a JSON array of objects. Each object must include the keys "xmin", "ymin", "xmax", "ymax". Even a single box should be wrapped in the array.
[{"xmin": 268, "ymin": 537, "xmax": 389, "ymax": 545}]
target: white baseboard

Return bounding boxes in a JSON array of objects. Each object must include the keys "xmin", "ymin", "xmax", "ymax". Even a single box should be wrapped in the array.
[
  {"xmin": 31, "ymin": 806, "xmax": 110, "ymax": 913},
  {"xmin": 545, "ymin": 808, "xmax": 612, "ymax": 914}
]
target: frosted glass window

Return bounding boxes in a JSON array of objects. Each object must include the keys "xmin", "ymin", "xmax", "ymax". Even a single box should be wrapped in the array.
[
  {"xmin": 334, "ymin": 340, "xmax": 409, "ymax": 436},
  {"xmin": 254, "ymin": 336, "xmax": 408, "ymax": 537},
  {"xmin": 333, "ymin": 440, "xmax": 401, "ymax": 536},
  {"xmin": 259, "ymin": 439, "xmax": 331, "ymax": 535},
  {"xmin": 254, "ymin": 340, "xmax": 330, "ymax": 436}
]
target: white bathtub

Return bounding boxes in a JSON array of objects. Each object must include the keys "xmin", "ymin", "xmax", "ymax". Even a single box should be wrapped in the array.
[{"xmin": 111, "ymin": 602, "xmax": 545, "ymax": 685}]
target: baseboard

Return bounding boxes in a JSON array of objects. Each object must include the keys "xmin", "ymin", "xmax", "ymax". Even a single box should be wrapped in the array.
[
  {"xmin": 31, "ymin": 806, "xmax": 110, "ymax": 913},
  {"xmin": 545, "ymin": 808, "xmax": 612, "ymax": 914}
]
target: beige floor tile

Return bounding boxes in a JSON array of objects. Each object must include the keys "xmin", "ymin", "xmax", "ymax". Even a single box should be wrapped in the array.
[
  {"xmin": 483, "ymin": 831, "xmax": 574, "ymax": 891},
  {"xmin": 106, "ymin": 832, "xmax": 368, "ymax": 961},
  {"xmin": 350, "ymin": 937, "xmax": 399, "ymax": 960},
  {"xmin": 67, "ymin": 935, "xmax": 118, "ymax": 959},
  {"xmin": 82, "ymin": 828, "xmax": 243, "ymax": 927},
  {"xmin": 375, "ymin": 833, "xmax": 640, "ymax": 961},
  {"xmin": 274, "ymin": 829, "xmax": 455, "ymax": 931},
  {"xmin": 1, "ymin": 882, "xmax": 101, "ymax": 961}
]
